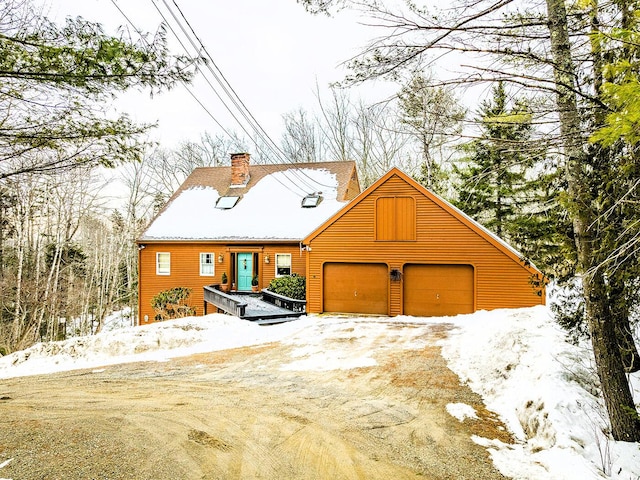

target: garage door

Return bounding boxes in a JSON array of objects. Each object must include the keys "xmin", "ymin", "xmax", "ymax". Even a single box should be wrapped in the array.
[
  {"xmin": 403, "ymin": 264, "xmax": 474, "ymax": 317},
  {"xmin": 323, "ymin": 263, "xmax": 388, "ymax": 314}
]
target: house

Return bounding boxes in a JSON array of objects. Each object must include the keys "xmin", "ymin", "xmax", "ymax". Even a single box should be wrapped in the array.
[
  {"xmin": 136, "ymin": 153, "xmax": 360, "ymax": 324},
  {"xmin": 137, "ymin": 156, "xmax": 544, "ymax": 325},
  {"xmin": 302, "ymin": 168, "xmax": 545, "ymax": 316}
]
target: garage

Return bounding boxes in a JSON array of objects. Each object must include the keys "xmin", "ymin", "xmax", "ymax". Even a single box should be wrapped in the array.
[
  {"xmin": 323, "ymin": 263, "xmax": 388, "ymax": 314},
  {"xmin": 304, "ymin": 168, "xmax": 545, "ymax": 315},
  {"xmin": 403, "ymin": 264, "xmax": 474, "ymax": 317}
]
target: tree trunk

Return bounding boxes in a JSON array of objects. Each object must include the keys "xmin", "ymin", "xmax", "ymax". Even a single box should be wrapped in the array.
[
  {"xmin": 609, "ymin": 280, "xmax": 640, "ymax": 373},
  {"xmin": 587, "ymin": 2, "xmax": 640, "ymax": 376},
  {"xmin": 545, "ymin": 0, "xmax": 640, "ymax": 441}
]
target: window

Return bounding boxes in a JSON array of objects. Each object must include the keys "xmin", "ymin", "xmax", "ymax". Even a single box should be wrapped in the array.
[
  {"xmin": 156, "ymin": 252, "xmax": 170, "ymax": 275},
  {"xmin": 375, "ymin": 197, "xmax": 416, "ymax": 241},
  {"xmin": 215, "ymin": 196, "xmax": 240, "ymax": 209},
  {"xmin": 275, "ymin": 254, "xmax": 291, "ymax": 276},
  {"xmin": 301, "ymin": 193, "xmax": 323, "ymax": 208},
  {"xmin": 200, "ymin": 253, "xmax": 215, "ymax": 276}
]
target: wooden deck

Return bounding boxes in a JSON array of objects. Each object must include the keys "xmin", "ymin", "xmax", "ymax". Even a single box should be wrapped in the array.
[{"xmin": 203, "ymin": 285, "xmax": 305, "ymax": 324}]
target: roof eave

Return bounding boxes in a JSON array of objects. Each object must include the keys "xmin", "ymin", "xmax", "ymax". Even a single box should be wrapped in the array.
[{"xmin": 136, "ymin": 238, "xmax": 304, "ymax": 244}]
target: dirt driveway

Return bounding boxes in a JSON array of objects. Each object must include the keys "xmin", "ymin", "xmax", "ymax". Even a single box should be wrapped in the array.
[{"xmin": 0, "ymin": 322, "xmax": 511, "ymax": 479}]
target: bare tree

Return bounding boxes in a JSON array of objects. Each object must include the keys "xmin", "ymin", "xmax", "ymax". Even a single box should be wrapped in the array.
[
  {"xmin": 281, "ymin": 108, "xmax": 322, "ymax": 163},
  {"xmin": 398, "ymin": 73, "xmax": 466, "ymax": 192}
]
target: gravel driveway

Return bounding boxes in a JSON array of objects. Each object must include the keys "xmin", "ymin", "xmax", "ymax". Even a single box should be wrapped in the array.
[{"xmin": 0, "ymin": 322, "xmax": 511, "ymax": 479}]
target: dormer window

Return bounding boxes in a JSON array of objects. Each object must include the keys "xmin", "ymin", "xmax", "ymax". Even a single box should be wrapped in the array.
[
  {"xmin": 301, "ymin": 193, "xmax": 323, "ymax": 208},
  {"xmin": 216, "ymin": 196, "xmax": 240, "ymax": 209}
]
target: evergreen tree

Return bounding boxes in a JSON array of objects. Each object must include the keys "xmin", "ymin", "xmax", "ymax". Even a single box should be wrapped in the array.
[
  {"xmin": 0, "ymin": 0, "xmax": 197, "ymax": 179},
  {"xmin": 454, "ymin": 82, "xmax": 568, "ymax": 271}
]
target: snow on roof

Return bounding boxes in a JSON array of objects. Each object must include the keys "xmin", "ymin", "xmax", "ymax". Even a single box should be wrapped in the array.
[{"xmin": 140, "ymin": 168, "xmax": 345, "ymax": 241}]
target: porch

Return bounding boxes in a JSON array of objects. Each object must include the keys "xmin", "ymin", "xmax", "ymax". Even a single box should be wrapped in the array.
[{"xmin": 203, "ymin": 285, "xmax": 306, "ymax": 325}]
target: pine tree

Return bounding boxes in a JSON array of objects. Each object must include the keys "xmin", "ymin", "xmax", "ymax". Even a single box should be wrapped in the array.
[
  {"xmin": 453, "ymin": 82, "xmax": 567, "ymax": 271},
  {"xmin": 0, "ymin": 0, "xmax": 197, "ymax": 179}
]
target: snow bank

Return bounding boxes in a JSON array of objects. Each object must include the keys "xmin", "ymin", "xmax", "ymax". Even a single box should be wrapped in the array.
[
  {"xmin": 440, "ymin": 306, "xmax": 640, "ymax": 480},
  {"xmin": 0, "ymin": 314, "xmax": 310, "ymax": 379}
]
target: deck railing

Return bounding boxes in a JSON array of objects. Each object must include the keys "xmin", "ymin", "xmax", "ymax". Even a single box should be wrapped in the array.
[
  {"xmin": 204, "ymin": 285, "xmax": 247, "ymax": 317},
  {"xmin": 261, "ymin": 289, "xmax": 306, "ymax": 313}
]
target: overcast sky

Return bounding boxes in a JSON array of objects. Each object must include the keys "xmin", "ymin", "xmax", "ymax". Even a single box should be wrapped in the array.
[{"xmin": 49, "ymin": 0, "xmax": 388, "ymax": 149}]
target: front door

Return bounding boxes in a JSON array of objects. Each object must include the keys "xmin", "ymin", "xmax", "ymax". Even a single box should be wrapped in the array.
[{"xmin": 237, "ymin": 253, "xmax": 253, "ymax": 291}]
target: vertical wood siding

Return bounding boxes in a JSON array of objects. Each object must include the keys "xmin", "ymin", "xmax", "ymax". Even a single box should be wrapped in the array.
[
  {"xmin": 139, "ymin": 242, "xmax": 304, "ymax": 324},
  {"xmin": 306, "ymin": 173, "xmax": 545, "ymax": 314}
]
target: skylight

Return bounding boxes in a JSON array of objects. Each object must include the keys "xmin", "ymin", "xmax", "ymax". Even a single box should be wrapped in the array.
[
  {"xmin": 215, "ymin": 196, "xmax": 240, "ymax": 209},
  {"xmin": 301, "ymin": 193, "xmax": 323, "ymax": 208}
]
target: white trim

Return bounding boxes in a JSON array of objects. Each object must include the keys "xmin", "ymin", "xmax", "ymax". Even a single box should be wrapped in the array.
[
  {"xmin": 275, "ymin": 253, "xmax": 292, "ymax": 277},
  {"xmin": 199, "ymin": 252, "xmax": 215, "ymax": 276},
  {"xmin": 156, "ymin": 252, "xmax": 170, "ymax": 275}
]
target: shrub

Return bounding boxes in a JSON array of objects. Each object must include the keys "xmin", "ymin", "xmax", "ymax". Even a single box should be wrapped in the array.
[
  {"xmin": 151, "ymin": 287, "xmax": 196, "ymax": 321},
  {"xmin": 267, "ymin": 274, "xmax": 306, "ymax": 300},
  {"xmin": 550, "ymin": 279, "xmax": 588, "ymax": 343}
]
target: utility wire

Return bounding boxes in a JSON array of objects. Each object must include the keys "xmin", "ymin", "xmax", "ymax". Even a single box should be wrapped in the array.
[
  {"xmin": 161, "ymin": 0, "xmax": 337, "ymax": 192},
  {"xmin": 111, "ymin": 0, "xmax": 336, "ymax": 196},
  {"xmin": 113, "ymin": 0, "xmax": 308, "ymax": 196},
  {"xmin": 108, "ymin": 0, "xmax": 242, "ymax": 150}
]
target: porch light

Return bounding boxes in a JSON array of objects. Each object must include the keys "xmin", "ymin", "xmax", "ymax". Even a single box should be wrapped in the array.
[
  {"xmin": 218, "ymin": 253, "xmax": 224, "ymax": 263},
  {"xmin": 264, "ymin": 254, "xmax": 270, "ymax": 264}
]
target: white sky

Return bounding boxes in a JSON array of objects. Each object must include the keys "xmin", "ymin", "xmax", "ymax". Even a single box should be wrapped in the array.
[{"xmin": 48, "ymin": 0, "xmax": 388, "ymax": 148}]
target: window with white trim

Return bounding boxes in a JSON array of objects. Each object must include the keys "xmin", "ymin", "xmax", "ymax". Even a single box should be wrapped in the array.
[
  {"xmin": 275, "ymin": 254, "xmax": 292, "ymax": 276},
  {"xmin": 200, "ymin": 253, "xmax": 215, "ymax": 276},
  {"xmin": 156, "ymin": 252, "xmax": 170, "ymax": 275}
]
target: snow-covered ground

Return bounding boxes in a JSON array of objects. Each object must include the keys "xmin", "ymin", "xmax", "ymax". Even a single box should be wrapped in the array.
[{"xmin": 1, "ymin": 306, "xmax": 638, "ymax": 480}]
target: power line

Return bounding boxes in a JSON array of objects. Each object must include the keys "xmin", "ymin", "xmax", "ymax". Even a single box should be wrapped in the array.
[
  {"xmin": 157, "ymin": 0, "xmax": 337, "ymax": 192},
  {"xmin": 110, "ymin": 0, "xmax": 337, "ymax": 195},
  {"xmin": 151, "ymin": 0, "xmax": 327, "ymax": 195},
  {"xmin": 109, "ymin": 0, "xmax": 306, "ymax": 195},
  {"xmin": 108, "ymin": 0, "xmax": 242, "ymax": 148},
  {"xmin": 166, "ymin": 0, "xmax": 338, "ymax": 192},
  {"xmin": 167, "ymin": 0, "xmax": 288, "ymax": 161}
]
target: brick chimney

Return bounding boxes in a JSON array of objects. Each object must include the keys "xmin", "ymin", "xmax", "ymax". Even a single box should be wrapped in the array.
[{"xmin": 230, "ymin": 152, "xmax": 250, "ymax": 186}]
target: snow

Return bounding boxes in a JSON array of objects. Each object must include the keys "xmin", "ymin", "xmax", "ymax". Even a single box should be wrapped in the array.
[
  {"xmin": 141, "ymin": 168, "xmax": 346, "ymax": 240},
  {"xmin": 447, "ymin": 403, "xmax": 479, "ymax": 422},
  {"xmin": 1, "ymin": 306, "xmax": 638, "ymax": 479},
  {"xmin": 439, "ymin": 306, "xmax": 640, "ymax": 480}
]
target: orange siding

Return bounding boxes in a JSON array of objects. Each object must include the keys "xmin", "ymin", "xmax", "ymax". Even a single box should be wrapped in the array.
[
  {"xmin": 376, "ymin": 197, "xmax": 395, "ymax": 240},
  {"xmin": 396, "ymin": 197, "xmax": 416, "ymax": 240},
  {"xmin": 139, "ymin": 242, "xmax": 304, "ymax": 324},
  {"xmin": 305, "ymin": 172, "xmax": 545, "ymax": 315},
  {"xmin": 344, "ymin": 166, "xmax": 361, "ymax": 201}
]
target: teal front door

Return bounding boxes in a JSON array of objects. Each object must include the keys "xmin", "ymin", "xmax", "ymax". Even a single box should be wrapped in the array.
[{"xmin": 237, "ymin": 253, "xmax": 253, "ymax": 291}]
